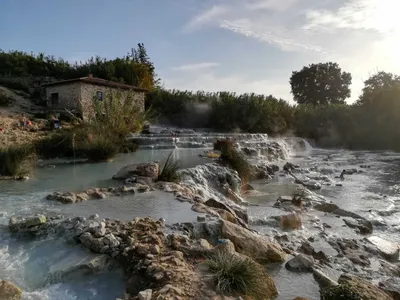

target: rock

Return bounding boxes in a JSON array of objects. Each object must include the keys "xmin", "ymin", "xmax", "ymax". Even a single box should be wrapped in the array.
[
  {"xmin": 150, "ymin": 245, "xmax": 161, "ymax": 255},
  {"xmin": 285, "ymin": 254, "xmax": 314, "ymax": 272},
  {"xmin": 199, "ymin": 239, "xmax": 213, "ymax": 250},
  {"xmin": 138, "ymin": 289, "xmax": 152, "ymax": 300},
  {"xmin": 314, "ymin": 203, "xmax": 339, "ymax": 213},
  {"xmin": 0, "ymin": 280, "xmax": 22, "ymax": 300},
  {"xmin": 113, "ymin": 162, "xmax": 159, "ymax": 180},
  {"xmin": 343, "ymin": 218, "xmax": 372, "ymax": 234},
  {"xmin": 367, "ymin": 236, "xmax": 399, "ymax": 261},
  {"xmin": 312, "ymin": 268, "xmax": 338, "ymax": 289},
  {"xmin": 379, "ymin": 278, "xmax": 400, "ymax": 300},
  {"xmin": 335, "ymin": 274, "xmax": 393, "ymax": 300},
  {"xmin": 46, "ymin": 192, "xmax": 77, "ymax": 203},
  {"xmin": 204, "ymin": 198, "xmax": 248, "ymax": 224},
  {"xmin": 197, "ymin": 216, "xmax": 206, "ymax": 222},
  {"xmin": 293, "ymin": 298, "xmax": 309, "ymax": 300},
  {"xmin": 9, "ymin": 215, "xmax": 46, "ymax": 233},
  {"xmin": 47, "ymin": 252, "xmax": 118, "ymax": 284},
  {"xmin": 202, "ymin": 220, "xmax": 286, "ymax": 263},
  {"xmin": 136, "ymin": 184, "xmax": 150, "ymax": 193},
  {"xmin": 277, "ymin": 213, "xmax": 302, "ymax": 230}
]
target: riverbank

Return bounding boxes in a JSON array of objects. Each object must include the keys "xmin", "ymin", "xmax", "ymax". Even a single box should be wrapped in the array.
[{"xmin": 1, "ymin": 133, "xmax": 399, "ymax": 300}]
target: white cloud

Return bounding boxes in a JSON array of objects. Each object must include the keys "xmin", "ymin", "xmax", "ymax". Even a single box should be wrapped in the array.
[
  {"xmin": 184, "ymin": 5, "xmax": 228, "ymax": 32},
  {"xmin": 246, "ymin": 0, "xmax": 301, "ymax": 11},
  {"xmin": 171, "ymin": 62, "xmax": 220, "ymax": 71}
]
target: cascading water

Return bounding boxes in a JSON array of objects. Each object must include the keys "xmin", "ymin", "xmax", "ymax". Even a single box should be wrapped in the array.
[{"xmin": 2, "ymin": 127, "xmax": 399, "ymax": 300}]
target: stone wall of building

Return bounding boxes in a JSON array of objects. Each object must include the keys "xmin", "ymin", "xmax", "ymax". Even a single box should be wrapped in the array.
[
  {"xmin": 79, "ymin": 83, "xmax": 145, "ymax": 120},
  {"xmin": 45, "ymin": 82, "xmax": 82, "ymax": 111},
  {"xmin": 45, "ymin": 81, "xmax": 145, "ymax": 121}
]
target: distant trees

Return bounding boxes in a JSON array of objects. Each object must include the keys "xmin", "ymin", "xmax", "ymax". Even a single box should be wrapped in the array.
[
  {"xmin": 290, "ymin": 62, "xmax": 352, "ymax": 105},
  {"xmin": 0, "ymin": 43, "xmax": 157, "ymax": 90}
]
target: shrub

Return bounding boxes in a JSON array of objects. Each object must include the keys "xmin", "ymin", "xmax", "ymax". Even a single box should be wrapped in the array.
[
  {"xmin": 0, "ymin": 90, "xmax": 12, "ymax": 106},
  {"xmin": 91, "ymin": 90, "xmax": 151, "ymax": 138},
  {"xmin": 34, "ymin": 131, "xmax": 75, "ymax": 159},
  {"xmin": 79, "ymin": 133, "xmax": 119, "ymax": 162},
  {"xmin": 214, "ymin": 139, "xmax": 251, "ymax": 183},
  {"xmin": 320, "ymin": 284, "xmax": 362, "ymax": 300},
  {"xmin": 0, "ymin": 77, "xmax": 30, "ymax": 93},
  {"xmin": 204, "ymin": 251, "xmax": 272, "ymax": 300},
  {"xmin": 0, "ymin": 145, "xmax": 35, "ymax": 176},
  {"xmin": 158, "ymin": 152, "xmax": 180, "ymax": 182}
]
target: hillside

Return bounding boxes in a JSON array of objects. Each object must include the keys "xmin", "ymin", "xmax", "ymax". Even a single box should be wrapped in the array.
[{"xmin": 0, "ymin": 86, "xmax": 48, "ymax": 147}]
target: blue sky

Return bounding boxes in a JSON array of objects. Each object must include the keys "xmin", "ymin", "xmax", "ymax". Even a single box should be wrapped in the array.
[{"xmin": 1, "ymin": 0, "xmax": 400, "ymax": 103}]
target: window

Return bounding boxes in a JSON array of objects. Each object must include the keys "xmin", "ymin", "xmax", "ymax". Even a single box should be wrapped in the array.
[
  {"xmin": 97, "ymin": 91, "xmax": 103, "ymax": 101},
  {"xmin": 50, "ymin": 93, "xmax": 59, "ymax": 106}
]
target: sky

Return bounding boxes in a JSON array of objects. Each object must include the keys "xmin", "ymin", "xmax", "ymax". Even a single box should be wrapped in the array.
[{"xmin": 1, "ymin": 0, "xmax": 400, "ymax": 103}]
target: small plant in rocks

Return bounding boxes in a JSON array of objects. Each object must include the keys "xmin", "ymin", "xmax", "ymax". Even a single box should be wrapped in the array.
[
  {"xmin": 204, "ymin": 250, "xmax": 270, "ymax": 300},
  {"xmin": 158, "ymin": 152, "xmax": 180, "ymax": 183},
  {"xmin": 320, "ymin": 284, "xmax": 362, "ymax": 300}
]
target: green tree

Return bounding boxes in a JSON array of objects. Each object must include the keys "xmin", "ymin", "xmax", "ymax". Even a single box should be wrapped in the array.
[
  {"xmin": 290, "ymin": 62, "xmax": 352, "ymax": 105},
  {"xmin": 356, "ymin": 71, "xmax": 400, "ymax": 106}
]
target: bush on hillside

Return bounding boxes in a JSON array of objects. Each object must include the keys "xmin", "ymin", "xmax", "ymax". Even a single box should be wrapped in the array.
[
  {"xmin": 0, "ymin": 90, "xmax": 12, "ymax": 106},
  {"xmin": 158, "ymin": 152, "xmax": 180, "ymax": 183},
  {"xmin": 0, "ymin": 76, "xmax": 30, "ymax": 93},
  {"xmin": 204, "ymin": 250, "xmax": 271, "ymax": 300},
  {"xmin": 0, "ymin": 145, "xmax": 35, "ymax": 176},
  {"xmin": 214, "ymin": 139, "xmax": 251, "ymax": 183}
]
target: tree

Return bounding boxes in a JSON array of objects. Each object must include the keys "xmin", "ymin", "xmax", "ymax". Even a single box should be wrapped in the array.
[
  {"xmin": 290, "ymin": 62, "xmax": 352, "ymax": 105},
  {"xmin": 356, "ymin": 71, "xmax": 400, "ymax": 106}
]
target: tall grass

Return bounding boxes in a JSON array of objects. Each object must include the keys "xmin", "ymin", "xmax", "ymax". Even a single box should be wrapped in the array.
[
  {"xmin": 91, "ymin": 90, "xmax": 151, "ymax": 138},
  {"xmin": 205, "ymin": 251, "xmax": 275, "ymax": 300},
  {"xmin": 79, "ymin": 133, "xmax": 119, "ymax": 162},
  {"xmin": 158, "ymin": 152, "xmax": 180, "ymax": 182},
  {"xmin": 214, "ymin": 139, "xmax": 251, "ymax": 183},
  {"xmin": 0, "ymin": 145, "xmax": 35, "ymax": 176}
]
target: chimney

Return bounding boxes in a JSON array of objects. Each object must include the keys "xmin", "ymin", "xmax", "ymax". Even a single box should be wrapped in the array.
[{"xmin": 87, "ymin": 74, "xmax": 93, "ymax": 78}]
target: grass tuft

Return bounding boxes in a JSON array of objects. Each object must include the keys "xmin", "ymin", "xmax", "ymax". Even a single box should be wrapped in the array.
[
  {"xmin": 214, "ymin": 139, "xmax": 251, "ymax": 183},
  {"xmin": 205, "ymin": 250, "xmax": 274, "ymax": 300},
  {"xmin": 321, "ymin": 284, "xmax": 362, "ymax": 300},
  {"xmin": 0, "ymin": 144, "xmax": 35, "ymax": 176},
  {"xmin": 158, "ymin": 152, "xmax": 180, "ymax": 183}
]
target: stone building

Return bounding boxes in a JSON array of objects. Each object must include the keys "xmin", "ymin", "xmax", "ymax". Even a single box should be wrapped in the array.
[{"xmin": 42, "ymin": 75, "xmax": 146, "ymax": 120}]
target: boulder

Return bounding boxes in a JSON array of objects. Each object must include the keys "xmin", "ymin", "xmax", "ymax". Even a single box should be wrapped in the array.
[
  {"xmin": 204, "ymin": 198, "xmax": 248, "ymax": 224},
  {"xmin": 367, "ymin": 236, "xmax": 399, "ymax": 261},
  {"xmin": 46, "ymin": 192, "xmax": 77, "ymax": 203},
  {"xmin": 285, "ymin": 254, "xmax": 314, "ymax": 272},
  {"xmin": 0, "ymin": 280, "xmax": 22, "ymax": 300},
  {"xmin": 343, "ymin": 218, "xmax": 372, "ymax": 235},
  {"xmin": 113, "ymin": 162, "xmax": 159, "ymax": 180},
  {"xmin": 47, "ymin": 252, "xmax": 118, "ymax": 284},
  {"xmin": 314, "ymin": 203, "xmax": 339, "ymax": 213},
  {"xmin": 335, "ymin": 274, "xmax": 393, "ymax": 300},
  {"xmin": 207, "ymin": 220, "xmax": 286, "ymax": 263},
  {"xmin": 9, "ymin": 215, "xmax": 47, "ymax": 233}
]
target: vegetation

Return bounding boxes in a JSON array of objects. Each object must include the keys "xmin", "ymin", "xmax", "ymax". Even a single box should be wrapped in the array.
[
  {"xmin": 214, "ymin": 139, "xmax": 251, "ymax": 183},
  {"xmin": 148, "ymin": 89, "xmax": 294, "ymax": 134},
  {"xmin": 158, "ymin": 152, "xmax": 180, "ymax": 183},
  {"xmin": 205, "ymin": 250, "xmax": 271, "ymax": 300},
  {"xmin": 79, "ymin": 134, "xmax": 119, "ymax": 162},
  {"xmin": 0, "ymin": 145, "xmax": 35, "ymax": 177},
  {"xmin": 320, "ymin": 284, "xmax": 362, "ymax": 300},
  {"xmin": 0, "ymin": 43, "xmax": 157, "ymax": 94},
  {"xmin": 290, "ymin": 62, "xmax": 352, "ymax": 105},
  {"xmin": 91, "ymin": 90, "xmax": 151, "ymax": 138},
  {"xmin": 0, "ymin": 90, "xmax": 12, "ymax": 106}
]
